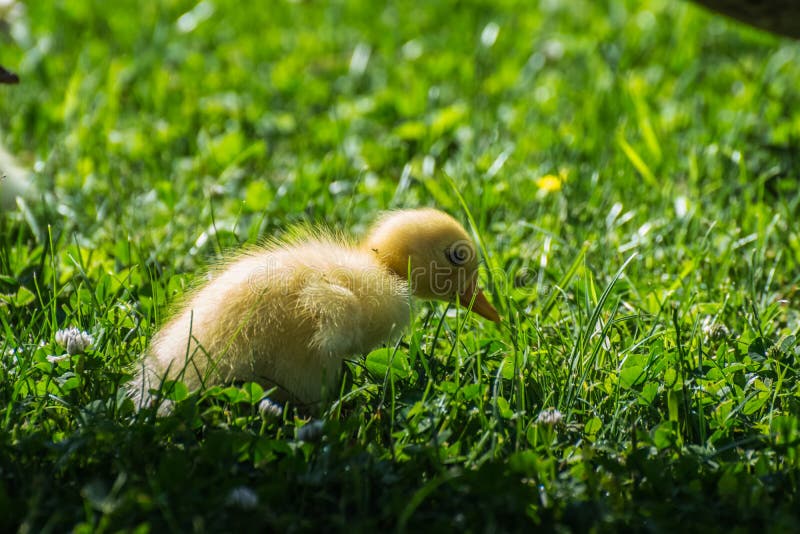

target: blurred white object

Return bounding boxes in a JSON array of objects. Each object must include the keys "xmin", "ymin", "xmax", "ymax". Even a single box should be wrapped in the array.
[{"xmin": 0, "ymin": 137, "xmax": 32, "ymax": 210}]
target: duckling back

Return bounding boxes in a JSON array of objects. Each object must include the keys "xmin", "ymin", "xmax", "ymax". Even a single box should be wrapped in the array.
[{"xmin": 129, "ymin": 237, "xmax": 410, "ymax": 409}]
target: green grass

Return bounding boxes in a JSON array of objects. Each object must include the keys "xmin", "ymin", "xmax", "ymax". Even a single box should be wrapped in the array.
[{"xmin": 2, "ymin": 0, "xmax": 800, "ymax": 530}]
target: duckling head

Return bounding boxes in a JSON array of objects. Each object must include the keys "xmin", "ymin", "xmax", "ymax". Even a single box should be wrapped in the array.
[{"xmin": 362, "ymin": 208, "xmax": 500, "ymax": 322}]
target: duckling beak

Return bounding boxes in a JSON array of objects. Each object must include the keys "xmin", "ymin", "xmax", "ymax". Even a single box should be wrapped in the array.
[{"xmin": 460, "ymin": 283, "xmax": 501, "ymax": 323}]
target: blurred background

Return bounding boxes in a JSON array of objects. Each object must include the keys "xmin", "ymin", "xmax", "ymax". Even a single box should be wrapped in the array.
[{"xmin": 1, "ymin": 1, "xmax": 798, "ymax": 260}]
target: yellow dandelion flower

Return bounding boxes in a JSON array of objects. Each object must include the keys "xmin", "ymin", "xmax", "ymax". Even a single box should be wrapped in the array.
[
  {"xmin": 536, "ymin": 174, "xmax": 562, "ymax": 193},
  {"xmin": 535, "ymin": 169, "xmax": 569, "ymax": 194}
]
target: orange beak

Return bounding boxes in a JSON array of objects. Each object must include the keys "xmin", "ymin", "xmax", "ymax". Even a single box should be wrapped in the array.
[{"xmin": 459, "ymin": 283, "xmax": 501, "ymax": 323}]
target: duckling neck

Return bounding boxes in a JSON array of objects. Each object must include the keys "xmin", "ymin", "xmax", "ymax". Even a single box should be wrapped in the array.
[{"xmin": 361, "ymin": 241, "xmax": 409, "ymax": 282}]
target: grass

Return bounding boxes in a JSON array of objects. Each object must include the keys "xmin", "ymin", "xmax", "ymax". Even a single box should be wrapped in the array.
[{"xmin": 2, "ymin": 0, "xmax": 800, "ymax": 530}]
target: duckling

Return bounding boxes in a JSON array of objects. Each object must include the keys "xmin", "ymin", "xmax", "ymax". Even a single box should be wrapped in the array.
[{"xmin": 129, "ymin": 208, "xmax": 500, "ymax": 410}]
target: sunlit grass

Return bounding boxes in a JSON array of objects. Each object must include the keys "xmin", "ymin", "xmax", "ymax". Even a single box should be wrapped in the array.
[{"xmin": 1, "ymin": 0, "xmax": 800, "ymax": 530}]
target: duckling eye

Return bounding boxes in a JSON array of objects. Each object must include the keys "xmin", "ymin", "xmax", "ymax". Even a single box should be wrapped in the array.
[{"xmin": 445, "ymin": 242, "xmax": 473, "ymax": 266}]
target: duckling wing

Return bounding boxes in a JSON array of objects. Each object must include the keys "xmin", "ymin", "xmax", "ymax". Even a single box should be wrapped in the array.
[
  {"xmin": 295, "ymin": 245, "xmax": 412, "ymax": 358},
  {"xmin": 298, "ymin": 278, "xmax": 365, "ymax": 357}
]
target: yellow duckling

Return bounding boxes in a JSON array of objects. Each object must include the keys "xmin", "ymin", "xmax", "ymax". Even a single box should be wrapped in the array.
[{"xmin": 129, "ymin": 208, "xmax": 499, "ymax": 410}]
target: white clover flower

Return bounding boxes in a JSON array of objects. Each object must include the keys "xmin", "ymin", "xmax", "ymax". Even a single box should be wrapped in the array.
[
  {"xmin": 296, "ymin": 420, "xmax": 324, "ymax": 442},
  {"xmin": 536, "ymin": 408, "xmax": 563, "ymax": 426},
  {"xmin": 4, "ymin": 346, "xmax": 23, "ymax": 357},
  {"xmin": 700, "ymin": 315, "xmax": 730, "ymax": 341},
  {"xmin": 225, "ymin": 486, "xmax": 259, "ymax": 509},
  {"xmin": 55, "ymin": 327, "xmax": 94, "ymax": 355},
  {"xmin": 258, "ymin": 397, "xmax": 283, "ymax": 419}
]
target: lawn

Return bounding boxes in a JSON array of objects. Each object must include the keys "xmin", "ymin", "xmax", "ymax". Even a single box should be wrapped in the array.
[{"xmin": 2, "ymin": 0, "xmax": 800, "ymax": 531}]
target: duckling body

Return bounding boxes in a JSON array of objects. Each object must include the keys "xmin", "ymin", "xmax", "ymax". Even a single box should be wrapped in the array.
[{"xmin": 130, "ymin": 208, "xmax": 498, "ymax": 409}]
